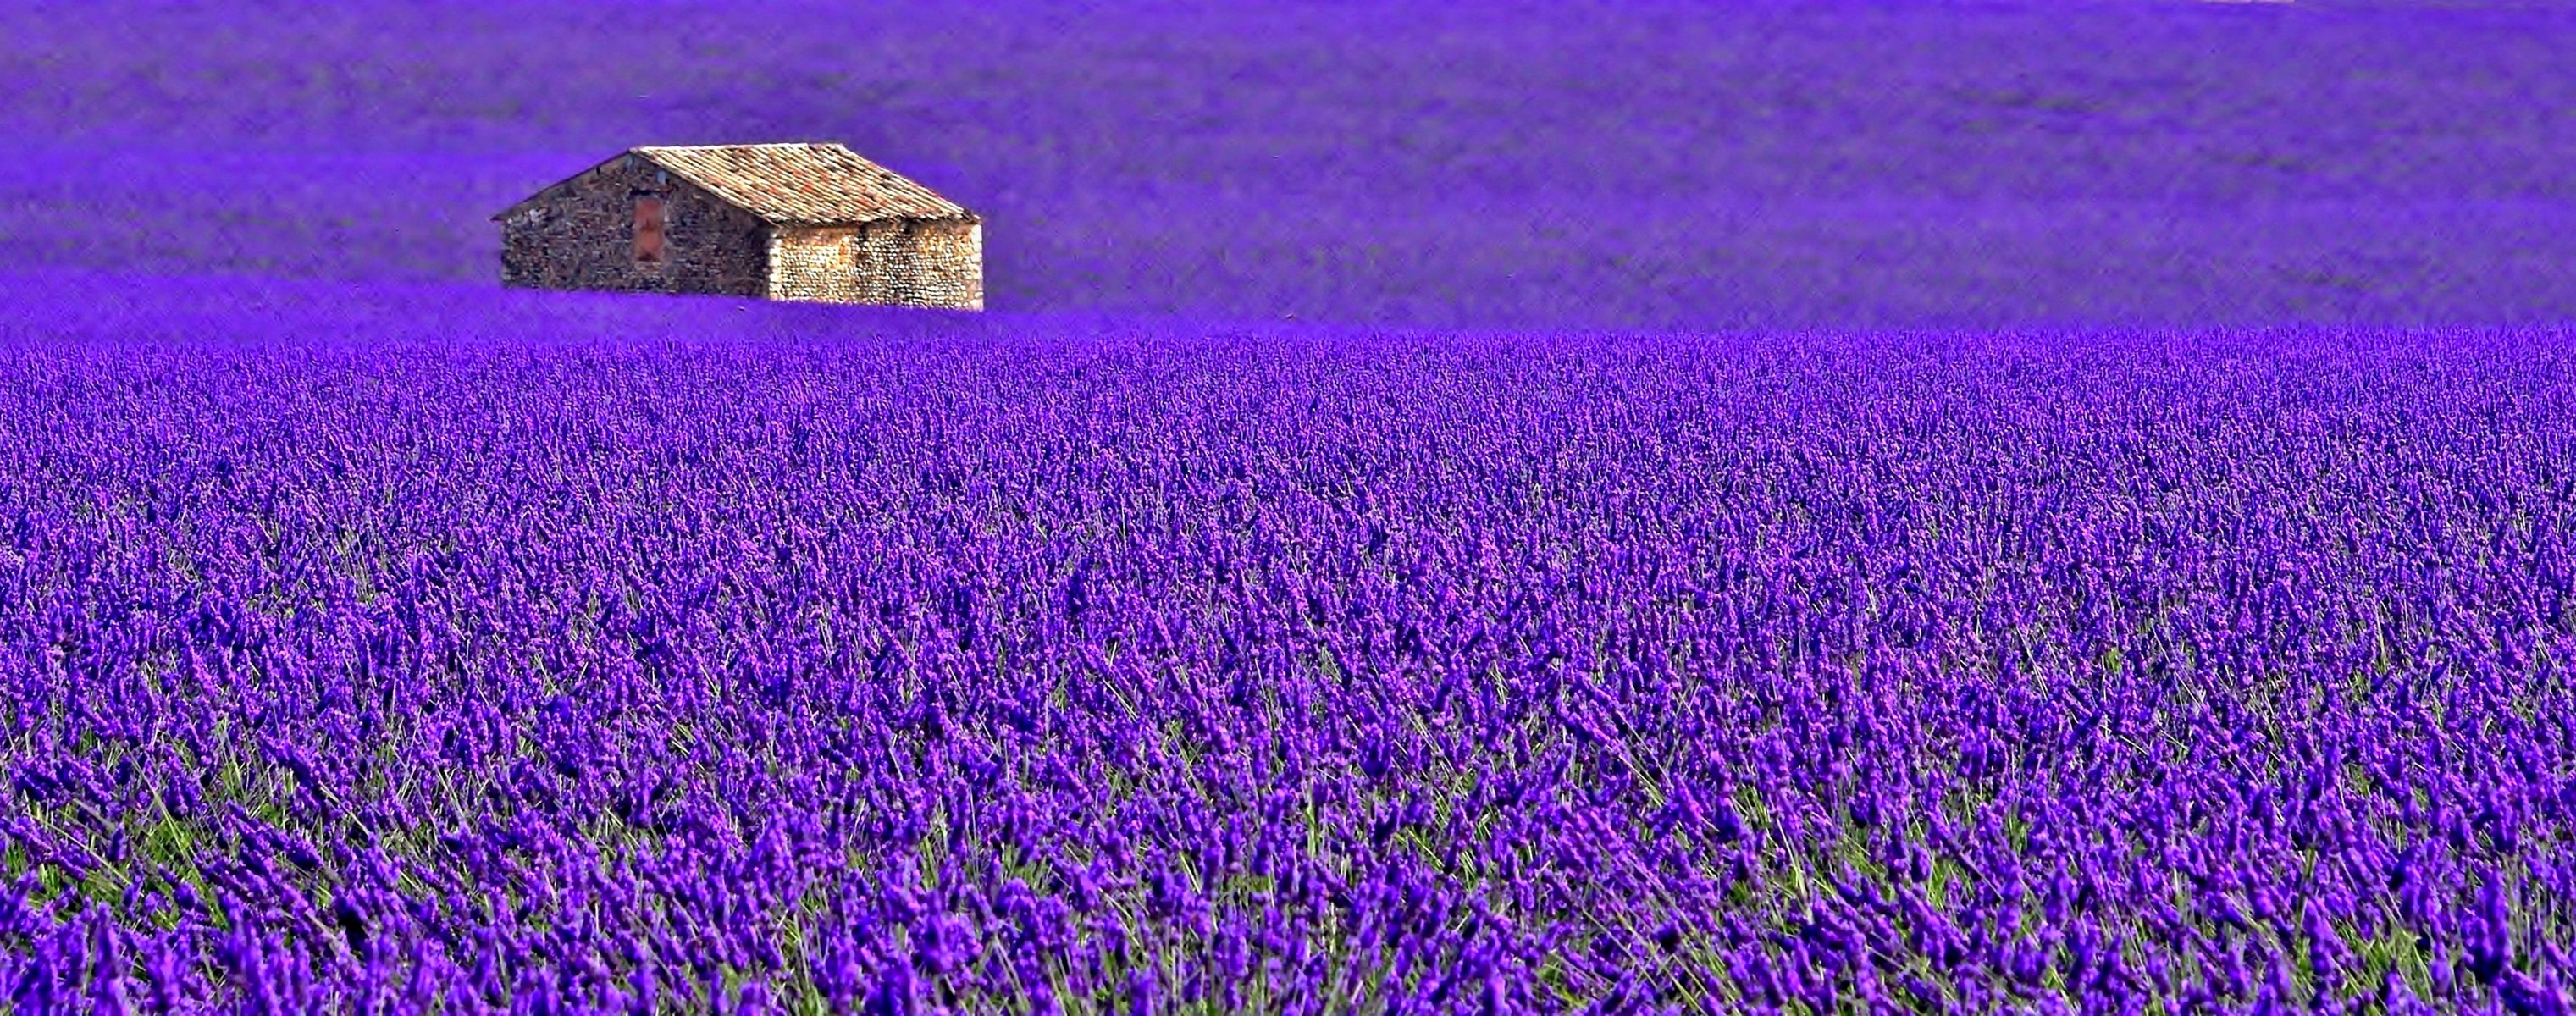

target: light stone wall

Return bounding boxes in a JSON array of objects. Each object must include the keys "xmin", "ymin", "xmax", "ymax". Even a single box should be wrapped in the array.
[{"xmin": 767, "ymin": 218, "xmax": 983, "ymax": 310}]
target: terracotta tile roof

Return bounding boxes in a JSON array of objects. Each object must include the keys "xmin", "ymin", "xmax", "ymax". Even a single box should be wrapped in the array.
[
  {"xmin": 633, "ymin": 143, "xmax": 975, "ymax": 225},
  {"xmin": 490, "ymin": 142, "xmax": 976, "ymax": 225}
]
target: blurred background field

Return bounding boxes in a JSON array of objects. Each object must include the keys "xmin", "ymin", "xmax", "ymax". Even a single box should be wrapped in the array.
[{"xmin": 0, "ymin": 0, "xmax": 2569, "ymax": 331}]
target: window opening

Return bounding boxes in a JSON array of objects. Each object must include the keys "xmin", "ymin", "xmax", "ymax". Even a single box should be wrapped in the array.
[{"xmin": 633, "ymin": 196, "xmax": 666, "ymax": 263}]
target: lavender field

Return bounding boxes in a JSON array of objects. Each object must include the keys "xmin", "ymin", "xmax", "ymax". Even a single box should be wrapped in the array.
[{"xmin": 5, "ymin": 2, "xmax": 2576, "ymax": 1013}]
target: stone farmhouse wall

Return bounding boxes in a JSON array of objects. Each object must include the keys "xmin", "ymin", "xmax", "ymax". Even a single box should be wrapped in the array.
[
  {"xmin": 768, "ymin": 218, "xmax": 983, "ymax": 310},
  {"xmin": 499, "ymin": 155, "xmax": 769, "ymax": 297}
]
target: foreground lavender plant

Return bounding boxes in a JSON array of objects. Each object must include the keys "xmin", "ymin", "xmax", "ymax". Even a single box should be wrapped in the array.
[{"xmin": 0, "ymin": 282, "xmax": 2569, "ymax": 1013}]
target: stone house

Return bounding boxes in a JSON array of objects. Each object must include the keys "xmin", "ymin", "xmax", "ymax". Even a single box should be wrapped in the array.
[{"xmin": 491, "ymin": 142, "xmax": 982, "ymax": 309}]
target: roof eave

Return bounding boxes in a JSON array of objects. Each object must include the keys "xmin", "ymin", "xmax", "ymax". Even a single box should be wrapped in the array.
[{"xmin": 771, "ymin": 209, "xmax": 981, "ymax": 229}]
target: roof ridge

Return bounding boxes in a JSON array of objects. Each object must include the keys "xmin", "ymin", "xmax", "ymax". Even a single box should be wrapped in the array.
[
  {"xmin": 624, "ymin": 142, "xmax": 974, "ymax": 225},
  {"xmin": 498, "ymin": 142, "xmax": 973, "ymax": 224},
  {"xmin": 635, "ymin": 141, "xmax": 840, "ymax": 150}
]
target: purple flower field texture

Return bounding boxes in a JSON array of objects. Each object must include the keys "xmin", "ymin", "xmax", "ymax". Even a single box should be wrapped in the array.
[
  {"xmin": 8, "ymin": 276, "xmax": 2575, "ymax": 1014},
  {"xmin": 5, "ymin": 2, "xmax": 2576, "ymax": 1013}
]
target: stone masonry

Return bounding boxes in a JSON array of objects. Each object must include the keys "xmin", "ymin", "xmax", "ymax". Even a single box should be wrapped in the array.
[
  {"xmin": 769, "ymin": 219, "xmax": 983, "ymax": 309},
  {"xmin": 495, "ymin": 144, "xmax": 983, "ymax": 309},
  {"xmin": 498, "ymin": 153, "xmax": 770, "ymax": 297}
]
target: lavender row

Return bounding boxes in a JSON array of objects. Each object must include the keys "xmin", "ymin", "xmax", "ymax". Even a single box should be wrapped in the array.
[{"xmin": 3, "ymin": 318, "xmax": 2573, "ymax": 1013}]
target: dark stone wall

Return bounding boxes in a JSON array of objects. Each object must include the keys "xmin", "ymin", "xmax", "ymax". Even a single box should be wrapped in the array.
[
  {"xmin": 499, "ymin": 154, "xmax": 769, "ymax": 297},
  {"xmin": 770, "ymin": 218, "xmax": 983, "ymax": 310}
]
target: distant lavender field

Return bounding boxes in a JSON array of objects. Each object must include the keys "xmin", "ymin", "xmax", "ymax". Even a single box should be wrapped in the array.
[
  {"xmin": 2, "ymin": 0, "xmax": 2572, "ymax": 329},
  {"xmin": 4, "ymin": 2, "xmax": 2575, "ymax": 1013}
]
